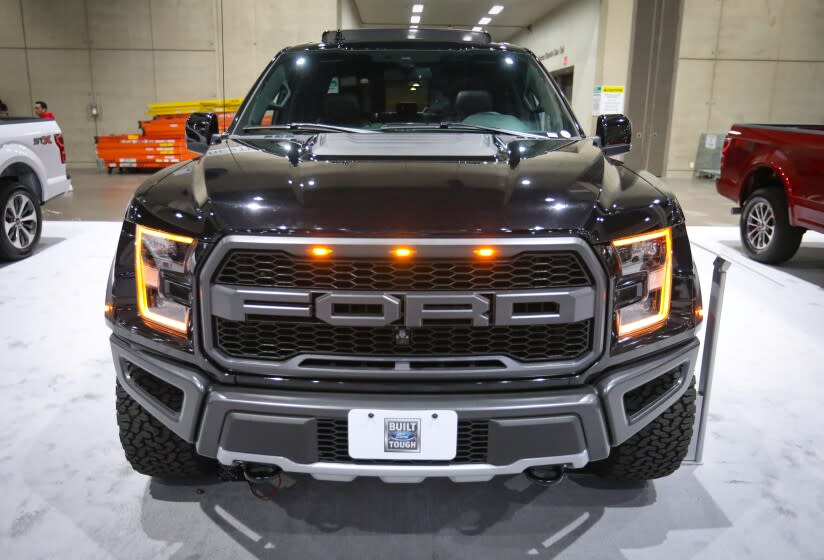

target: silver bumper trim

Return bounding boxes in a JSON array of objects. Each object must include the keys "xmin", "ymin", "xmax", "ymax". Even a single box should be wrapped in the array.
[{"xmin": 216, "ymin": 448, "xmax": 590, "ymax": 483}]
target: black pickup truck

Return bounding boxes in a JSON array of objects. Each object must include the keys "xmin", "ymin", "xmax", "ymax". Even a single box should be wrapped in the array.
[{"xmin": 105, "ymin": 29, "xmax": 703, "ymax": 485}]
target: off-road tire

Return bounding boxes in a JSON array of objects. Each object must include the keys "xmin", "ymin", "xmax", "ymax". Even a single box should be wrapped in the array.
[
  {"xmin": 116, "ymin": 382, "xmax": 215, "ymax": 478},
  {"xmin": 0, "ymin": 182, "xmax": 42, "ymax": 261},
  {"xmin": 740, "ymin": 188, "xmax": 804, "ymax": 264},
  {"xmin": 591, "ymin": 377, "xmax": 696, "ymax": 481}
]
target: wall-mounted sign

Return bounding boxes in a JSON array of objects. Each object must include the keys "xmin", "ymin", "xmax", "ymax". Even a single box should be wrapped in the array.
[
  {"xmin": 537, "ymin": 46, "xmax": 565, "ymax": 62},
  {"xmin": 592, "ymin": 85, "xmax": 625, "ymax": 115}
]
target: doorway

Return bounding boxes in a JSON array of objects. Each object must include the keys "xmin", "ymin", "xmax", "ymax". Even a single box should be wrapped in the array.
[{"xmin": 550, "ymin": 67, "xmax": 574, "ymax": 104}]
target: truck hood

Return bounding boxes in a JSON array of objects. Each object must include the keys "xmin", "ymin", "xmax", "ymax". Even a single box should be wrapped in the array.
[{"xmin": 133, "ymin": 134, "xmax": 678, "ymax": 242}]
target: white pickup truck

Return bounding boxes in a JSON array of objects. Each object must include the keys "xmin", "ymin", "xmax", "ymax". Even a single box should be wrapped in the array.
[{"xmin": 0, "ymin": 117, "xmax": 72, "ymax": 260}]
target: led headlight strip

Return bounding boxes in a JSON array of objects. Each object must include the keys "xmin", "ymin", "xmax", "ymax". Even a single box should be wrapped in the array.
[
  {"xmin": 135, "ymin": 224, "xmax": 195, "ymax": 335},
  {"xmin": 612, "ymin": 228, "xmax": 673, "ymax": 337}
]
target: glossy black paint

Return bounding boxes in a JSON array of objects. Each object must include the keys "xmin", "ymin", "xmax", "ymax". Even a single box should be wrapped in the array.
[
  {"xmin": 596, "ymin": 114, "xmax": 632, "ymax": 156},
  {"xmin": 185, "ymin": 112, "xmax": 219, "ymax": 155},
  {"xmin": 110, "ymin": 37, "xmax": 702, "ymax": 388},
  {"xmin": 128, "ymin": 135, "xmax": 678, "ymax": 243}
]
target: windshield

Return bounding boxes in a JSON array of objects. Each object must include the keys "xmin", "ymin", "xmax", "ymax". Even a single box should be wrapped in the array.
[{"xmin": 234, "ymin": 49, "xmax": 580, "ymax": 138}]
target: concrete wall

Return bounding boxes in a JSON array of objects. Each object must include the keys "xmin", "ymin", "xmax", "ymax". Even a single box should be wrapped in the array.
[
  {"xmin": 339, "ymin": 0, "xmax": 362, "ymax": 29},
  {"xmin": 0, "ymin": 0, "xmax": 343, "ymax": 164},
  {"xmin": 666, "ymin": 0, "xmax": 824, "ymax": 176},
  {"xmin": 511, "ymin": 0, "xmax": 601, "ymax": 134}
]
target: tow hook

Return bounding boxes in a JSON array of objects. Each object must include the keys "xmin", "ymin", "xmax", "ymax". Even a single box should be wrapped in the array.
[
  {"xmin": 524, "ymin": 465, "xmax": 566, "ymax": 487},
  {"xmin": 241, "ymin": 463, "xmax": 284, "ymax": 499}
]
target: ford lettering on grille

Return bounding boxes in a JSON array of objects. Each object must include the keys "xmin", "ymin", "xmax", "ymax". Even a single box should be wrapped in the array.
[{"xmin": 210, "ymin": 285, "xmax": 596, "ymax": 327}]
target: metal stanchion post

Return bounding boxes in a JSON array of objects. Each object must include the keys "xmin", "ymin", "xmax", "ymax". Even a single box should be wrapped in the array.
[{"xmin": 693, "ymin": 256, "xmax": 731, "ymax": 464}]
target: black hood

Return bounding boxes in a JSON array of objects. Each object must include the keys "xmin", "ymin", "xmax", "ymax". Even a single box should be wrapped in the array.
[{"xmin": 131, "ymin": 134, "xmax": 679, "ymax": 242}]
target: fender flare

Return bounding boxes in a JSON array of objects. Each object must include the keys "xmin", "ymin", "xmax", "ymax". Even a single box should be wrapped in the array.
[{"xmin": 0, "ymin": 143, "xmax": 49, "ymax": 202}]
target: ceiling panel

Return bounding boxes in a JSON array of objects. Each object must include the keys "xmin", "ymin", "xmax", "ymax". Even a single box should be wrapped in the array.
[{"xmin": 352, "ymin": 0, "xmax": 568, "ymax": 41}]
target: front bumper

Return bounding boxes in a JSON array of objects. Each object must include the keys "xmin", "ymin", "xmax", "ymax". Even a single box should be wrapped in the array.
[{"xmin": 111, "ymin": 335, "xmax": 699, "ymax": 483}]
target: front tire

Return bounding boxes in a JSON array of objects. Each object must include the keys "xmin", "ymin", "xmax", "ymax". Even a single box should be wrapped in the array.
[
  {"xmin": 740, "ymin": 188, "xmax": 804, "ymax": 264},
  {"xmin": 116, "ymin": 382, "xmax": 215, "ymax": 478},
  {"xmin": 0, "ymin": 182, "xmax": 42, "ymax": 261},
  {"xmin": 590, "ymin": 377, "xmax": 696, "ymax": 481}
]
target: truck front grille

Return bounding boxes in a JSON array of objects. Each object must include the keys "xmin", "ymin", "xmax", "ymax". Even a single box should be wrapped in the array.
[
  {"xmin": 317, "ymin": 419, "xmax": 489, "ymax": 464},
  {"xmin": 201, "ymin": 237, "xmax": 606, "ymax": 377},
  {"xmin": 215, "ymin": 250, "xmax": 592, "ymax": 291},
  {"xmin": 215, "ymin": 316, "xmax": 592, "ymax": 363}
]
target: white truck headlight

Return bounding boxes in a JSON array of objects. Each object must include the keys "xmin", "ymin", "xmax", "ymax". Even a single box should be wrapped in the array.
[
  {"xmin": 135, "ymin": 225, "xmax": 196, "ymax": 335},
  {"xmin": 612, "ymin": 228, "xmax": 672, "ymax": 337}
]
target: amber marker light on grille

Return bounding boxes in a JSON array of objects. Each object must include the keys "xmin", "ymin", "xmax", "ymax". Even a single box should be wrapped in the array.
[
  {"xmin": 309, "ymin": 246, "xmax": 333, "ymax": 257},
  {"xmin": 135, "ymin": 225, "xmax": 194, "ymax": 335},
  {"xmin": 392, "ymin": 247, "xmax": 414, "ymax": 258},
  {"xmin": 612, "ymin": 227, "xmax": 673, "ymax": 337},
  {"xmin": 474, "ymin": 247, "xmax": 497, "ymax": 258}
]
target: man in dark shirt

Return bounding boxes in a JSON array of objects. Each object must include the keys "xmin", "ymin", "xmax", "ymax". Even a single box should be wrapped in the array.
[{"xmin": 34, "ymin": 100, "xmax": 55, "ymax": 119}]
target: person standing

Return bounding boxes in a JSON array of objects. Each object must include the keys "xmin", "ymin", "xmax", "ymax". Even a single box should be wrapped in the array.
[{"xmin": 34, "ymin": 100, "xmax": 55, "ymax": 119}]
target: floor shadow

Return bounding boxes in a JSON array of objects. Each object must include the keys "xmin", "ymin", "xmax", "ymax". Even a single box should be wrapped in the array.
[
  {"xmin": 0, "ymin": 236, "xmax": 65, "ymax": 269},
  {"xmin": 719, "ymin": 241, "xmax": 824, "ymax": 289},
  {"xmin": 142, "ymin": 469, "xmax": 730, "ymax": 560}
]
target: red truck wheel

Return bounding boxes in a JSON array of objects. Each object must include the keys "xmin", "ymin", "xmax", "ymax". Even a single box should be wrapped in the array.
[{"xmin": 740, "ymin": 188, "xmax": 804, "ymax": 264}]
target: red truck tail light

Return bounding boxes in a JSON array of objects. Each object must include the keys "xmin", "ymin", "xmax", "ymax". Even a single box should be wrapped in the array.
[
  {"xmin": 55, "ymin": 133, "xmax": 66, "ymax": 164},
  {"xmin": 720, "ymin": 136, "xmax": 733, "ymax": 168}
]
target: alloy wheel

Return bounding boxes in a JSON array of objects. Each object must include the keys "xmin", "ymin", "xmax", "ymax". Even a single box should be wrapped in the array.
[
  {"xmin": 3, "ymin": 192, "xmax": 38, "ymax": 250},
  {"xmin": 745, "ymin": 200, "xmax": 775, "ymax": 251}
]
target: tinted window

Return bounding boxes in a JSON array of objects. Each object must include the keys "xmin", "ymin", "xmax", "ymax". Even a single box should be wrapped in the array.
[{"xmin": 237, "ymin": 49, "xmax": 579, "ymax": 137}]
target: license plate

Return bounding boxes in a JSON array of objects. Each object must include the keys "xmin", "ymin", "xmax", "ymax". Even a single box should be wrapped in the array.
[{"xmin": 347, "ymin": 409, "xmax": 458, "ymax": 460}]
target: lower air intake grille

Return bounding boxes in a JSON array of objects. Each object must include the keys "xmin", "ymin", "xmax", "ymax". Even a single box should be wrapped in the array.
[
  {"xmin": 214, "ymin": 317, "xmax": 593, "ymax": 363},
  {"xmin": 317, "ymin": 419, "xmax": 489, "ymax": 464}
]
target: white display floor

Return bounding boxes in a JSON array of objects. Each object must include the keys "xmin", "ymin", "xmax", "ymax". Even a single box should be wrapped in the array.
[{"xmin": 1, "ymin": 222, "xmax": 822, "ymax": 559}]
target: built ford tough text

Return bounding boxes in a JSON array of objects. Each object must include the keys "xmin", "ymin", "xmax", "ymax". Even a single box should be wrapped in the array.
[{"xmin": 105, "ymin": 29, "xmax": 704, "ymax": 485}]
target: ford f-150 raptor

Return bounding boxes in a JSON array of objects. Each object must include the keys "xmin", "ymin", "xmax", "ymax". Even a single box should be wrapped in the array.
[{"xmin": 105, "ymin": 29, "xmax": 704, "ymax": 485}]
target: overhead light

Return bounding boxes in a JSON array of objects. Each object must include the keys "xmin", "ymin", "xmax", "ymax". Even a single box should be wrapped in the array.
[
  {"xmin": 478, "ymin": 17, "xmax": 491, "ymax": 25},
  {"xmin": 472, "ymin": 26, "xmax": 482, "ymax": 31},
  {"xmin": 489, "ymin": 5, "xmax": 504, "ymax": 14},
  {"xmin": 411, "ymin": 15, "xmax": 420, "ymax": 23},
  {"xmin": 412, "ymin": 4, "xmax": 424, "ymax": 13}
]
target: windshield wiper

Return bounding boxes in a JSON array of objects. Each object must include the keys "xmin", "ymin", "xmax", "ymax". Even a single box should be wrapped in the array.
[
  {"xmin": 242, "ymin": 123, "xmax": 377, "ymax": 134},
  {"xmin": 381, "ymin": 123, "xmax": 554, "ymax": 140}
]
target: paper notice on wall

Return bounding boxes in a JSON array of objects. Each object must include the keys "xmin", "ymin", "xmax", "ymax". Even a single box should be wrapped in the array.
[
  {"xmin": 592, "ymin": 85, "xmax": 625, "ymax": 115},
  {"xmin": 704, "ymin": 134, "xmax": 718, "ymax": 149}
]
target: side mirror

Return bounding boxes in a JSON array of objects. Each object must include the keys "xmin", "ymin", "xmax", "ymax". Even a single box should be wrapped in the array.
[
  {"xmin": 186, "ymin": 112, "xmax": 219, "ymax": 154},
  {"xmin": 595, "ymin": 114, "xmax": 632, "ymax": 156}
]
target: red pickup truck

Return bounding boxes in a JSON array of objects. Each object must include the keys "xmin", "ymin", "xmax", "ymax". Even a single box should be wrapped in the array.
[{"xmin": 717, "ymin": 124, "xmax": 824, "ymax": 263}]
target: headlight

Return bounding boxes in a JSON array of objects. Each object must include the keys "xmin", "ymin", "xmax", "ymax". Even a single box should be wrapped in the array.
[
  {"xmin": 135, "ymin": 225, "xmax": 196, "ymax": 335},
  {"xmin": 612, "ymin": 228, "xmax": 672, "ymax": 337}
]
